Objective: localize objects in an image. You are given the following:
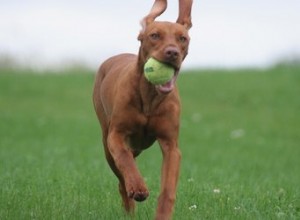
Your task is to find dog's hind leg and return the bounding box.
[98,132,135,213]
[101,142,135,213]
[119,179,135,213]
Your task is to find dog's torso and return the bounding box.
[94,53,180,155]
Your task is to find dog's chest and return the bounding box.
[126,120,157,151]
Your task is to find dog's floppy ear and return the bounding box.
[140,0,167,31]
[176,0,193,29]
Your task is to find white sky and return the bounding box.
[0,0,300,69]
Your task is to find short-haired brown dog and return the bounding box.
[93,0,193,219]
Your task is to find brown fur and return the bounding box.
[93,0,192,219]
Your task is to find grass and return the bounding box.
[0,66,299,219]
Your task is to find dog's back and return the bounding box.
[93,53,138,125]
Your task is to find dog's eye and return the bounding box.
[179,36,187,43]
[150,33,160,40]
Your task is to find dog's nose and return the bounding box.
[164,46,179,60]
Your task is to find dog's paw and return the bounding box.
[126,180,149,202]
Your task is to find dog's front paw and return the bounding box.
[126,179,149,202]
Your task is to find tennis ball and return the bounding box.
[144,58,174,85]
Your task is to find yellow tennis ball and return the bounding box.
[144,58,174,85]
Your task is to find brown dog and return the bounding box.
[93,0,192,219]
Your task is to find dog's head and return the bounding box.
[138,0,193,93]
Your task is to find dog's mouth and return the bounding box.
[155,69,179,94]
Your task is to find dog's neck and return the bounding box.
[135,61,168,116]
[139,77,168,116]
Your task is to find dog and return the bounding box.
[93,0,192,219]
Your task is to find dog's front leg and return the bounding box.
[107,129,149,202]
[155,138,181,220]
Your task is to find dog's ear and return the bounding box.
[137,32,144,41]
[176,0,193,30]
[140,0,167,31]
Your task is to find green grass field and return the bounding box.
[0,66,299,219]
